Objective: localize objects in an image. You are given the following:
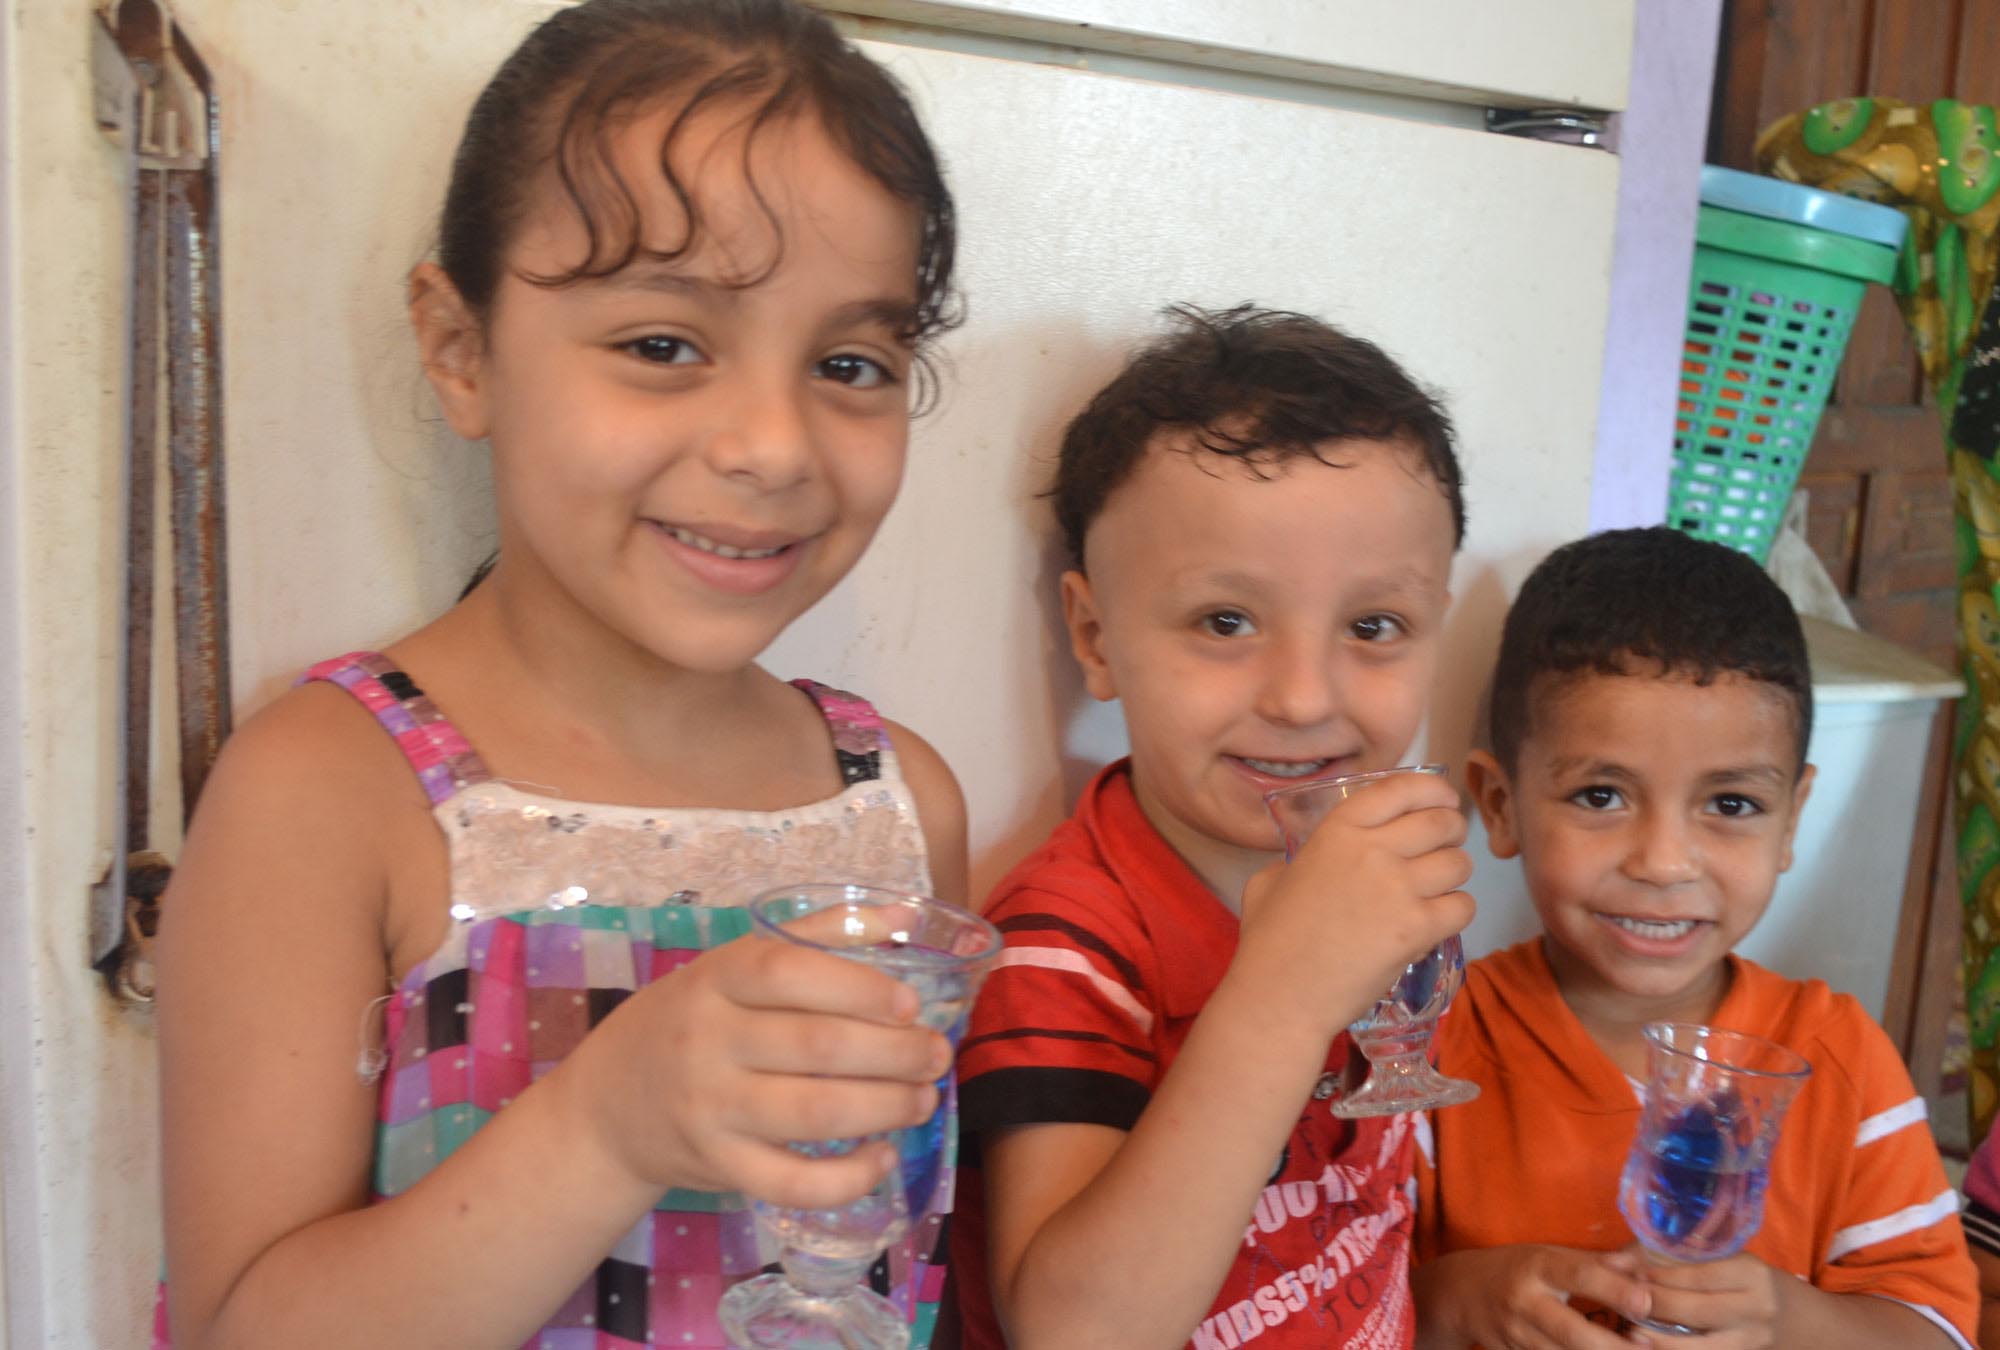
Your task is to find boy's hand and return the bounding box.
[1636,1251,1783,1347]
[563,932,951,1209]
[1416,1245,1651,1349]
[1235,769,1474,1036]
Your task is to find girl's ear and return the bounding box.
[1464,749,1522,859]
[1059,570,1118,702]
[408,262,491,441]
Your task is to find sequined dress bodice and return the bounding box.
[234,653,943,1350]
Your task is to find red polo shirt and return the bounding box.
[952,762,1418,1350]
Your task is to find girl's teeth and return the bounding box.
[668,526,785,560]
[1608,916,1698,941]
[1242,757,1331,778]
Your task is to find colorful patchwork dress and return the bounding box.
[154,651,951,1350]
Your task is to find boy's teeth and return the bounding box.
[1608,916,1699,941]
[667,526,785,560]
[1242,757,1331,778]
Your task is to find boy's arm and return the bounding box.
[983,774,1472,1348]
[984,971,1359,1348]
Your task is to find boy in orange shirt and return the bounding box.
[1413,526,1978,1348]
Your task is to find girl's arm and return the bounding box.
[885,720,969,906]
[160,688,945,1350]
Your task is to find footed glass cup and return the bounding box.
[1262,764,1479,1117]
[718,883,1002,1350]
[1617,1022,1810,1336]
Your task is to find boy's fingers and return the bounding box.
[1312,770,1460,827]
[1547,1254,1651,1325]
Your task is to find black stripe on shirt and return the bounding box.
[1965,1197,2000,1257]
[961,1025,1158,1065]
[996,912,1146,989]
[961,1065,1151,1137]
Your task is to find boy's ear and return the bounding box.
[1777,763,1816,872]
[1059,570,1119,702]
[1464,749,1521,859]
[408,262,491,441]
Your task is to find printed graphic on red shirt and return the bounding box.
[1193,1109,1416,1349]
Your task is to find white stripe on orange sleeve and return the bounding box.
[993,946,1155,1035]
[1826,1189,1960,1262]
[1854,1096,1928,1147]
[1878,1296,1976,1350]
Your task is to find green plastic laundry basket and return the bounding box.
[1668,167,1908,562]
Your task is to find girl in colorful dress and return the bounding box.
[155,2,966,1345]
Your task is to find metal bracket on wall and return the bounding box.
[1485,106,1614,149]
[87,0,231,1005]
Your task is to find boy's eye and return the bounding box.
[623,335,703,366]
[816,353,897,389]
[1200,610,1256,638]
[1571,785,1624,811]
[1350,614,1406,642]
[1709,793,1765,818]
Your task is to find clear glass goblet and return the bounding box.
[1616,1022,1810,1336]
[718,883,1002,1350]
[1262,764,1480,1117]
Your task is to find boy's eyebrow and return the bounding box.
[1543,757,1793,789]
[1698,763,1793,789]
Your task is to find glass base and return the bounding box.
[1330,1052,1481,1118]
[718,1273,910,1350]
[1629,1313,1700,1337]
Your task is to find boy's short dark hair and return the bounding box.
[1489,526,1814,771]
[1050,303,1466,567]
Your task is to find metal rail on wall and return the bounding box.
[87,0,231,1005]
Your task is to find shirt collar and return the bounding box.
[1075,760,1241,1019]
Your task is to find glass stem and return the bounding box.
[781,1247,874,1298]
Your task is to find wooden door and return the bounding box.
[1707,0,1999,1150]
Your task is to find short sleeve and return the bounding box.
[957,874,1158,1137]
[1815,1008,1979,1346]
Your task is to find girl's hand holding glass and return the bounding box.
[718,884,1001,1350]
[569,901,956,1213]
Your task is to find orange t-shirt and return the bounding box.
[1415,939,1978,1347]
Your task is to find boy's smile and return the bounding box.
[1061,435,1455,905]
[1469,669,1814,1031]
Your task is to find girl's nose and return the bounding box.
[1256,640,1340,729]
[703,380,814,491]
[1623,810,1702,887]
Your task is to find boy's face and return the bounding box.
[1062,435,1455,898]
[1468,670,1813,1017]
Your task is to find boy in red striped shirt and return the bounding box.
[951,305,1475,1349]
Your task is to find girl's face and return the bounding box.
[429,98,922,675]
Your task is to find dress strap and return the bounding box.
[302,651,493,805]
[790,679,898,787]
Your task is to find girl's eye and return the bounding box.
[1710,793,1765,819]
[1350,614,1406,643]
[1571,785,1624,811]
[816,353,896,389]
[1200,610,1256,638]
[623,335,703,366]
